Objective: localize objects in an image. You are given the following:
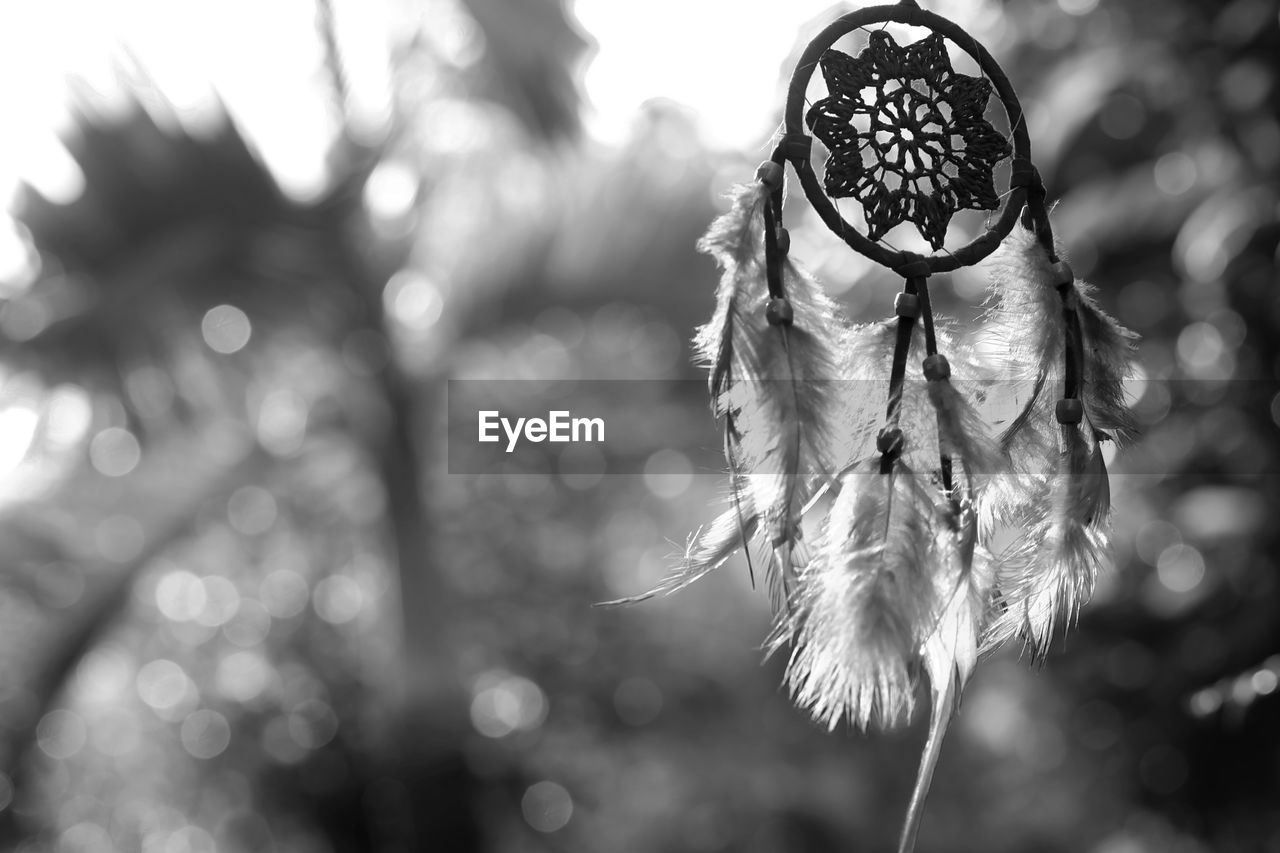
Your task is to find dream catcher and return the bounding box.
[609,3,1137,851]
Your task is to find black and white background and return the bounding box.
[0,1,1277,851]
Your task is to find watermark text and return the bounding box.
[478,410,605,453]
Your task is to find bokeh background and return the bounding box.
[0,0,1278,851]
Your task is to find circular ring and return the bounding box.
[782,3,1031,276]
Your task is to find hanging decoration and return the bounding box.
[607,2,1137,851]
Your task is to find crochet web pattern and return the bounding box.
[806,30,1011,250]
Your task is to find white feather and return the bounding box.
[783,461,936,730]
[694,181,847,617]
[984,424,1112,656]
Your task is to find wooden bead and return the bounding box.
[877,427,904,456]
[1055,398,1084,424]
[1050,260,1074,287]
[755,161,784,191]
[766,297,793,326]
[923,354,951,381]
[894,293,920,318]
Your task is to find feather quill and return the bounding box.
[783,460,936,730]
[897,506,994,853]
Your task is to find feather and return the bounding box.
[925,376,1005,481]
[596,492,760,607]
[695,181,772,404]
[922,507,994,708]
[901,507,994,853]
[969,224,1065,435]
[1073,282,1139,441]
[832,319,946,478]
[689,179,781,598]
[828,319,901,481]
[693,181,846,616]
[969,224,1136,535]
[965,221,1130,656]
[782,460,936,730]
[983,423,1111,657]
[966,226,1062,532]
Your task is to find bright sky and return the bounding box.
[0,0,881,209]
[0,0,394,208]
[573,0,850,149]
[0,0,996,207]
[574,0,1009,148]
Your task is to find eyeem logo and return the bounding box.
[478,410,605,453]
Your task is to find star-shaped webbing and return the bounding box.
[806,30,1011,250]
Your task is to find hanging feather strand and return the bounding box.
[984,420,1111,657]
[743,256,847,611]
[782,459,936,729]
[968,225,1065,530]
[925,366,1006,482]
[832,318,944,477]
[974,224,1135,657]
[901,507,994,853]
[1074,281,1139,441]
[695,176,846,614]
[607,175,845,614]
[972,224,1136,522]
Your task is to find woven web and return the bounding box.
[806,30,1011,250]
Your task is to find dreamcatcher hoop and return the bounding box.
[772,2,1049,276]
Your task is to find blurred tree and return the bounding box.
[0,0,588,849]
[1033,0,1280,846]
